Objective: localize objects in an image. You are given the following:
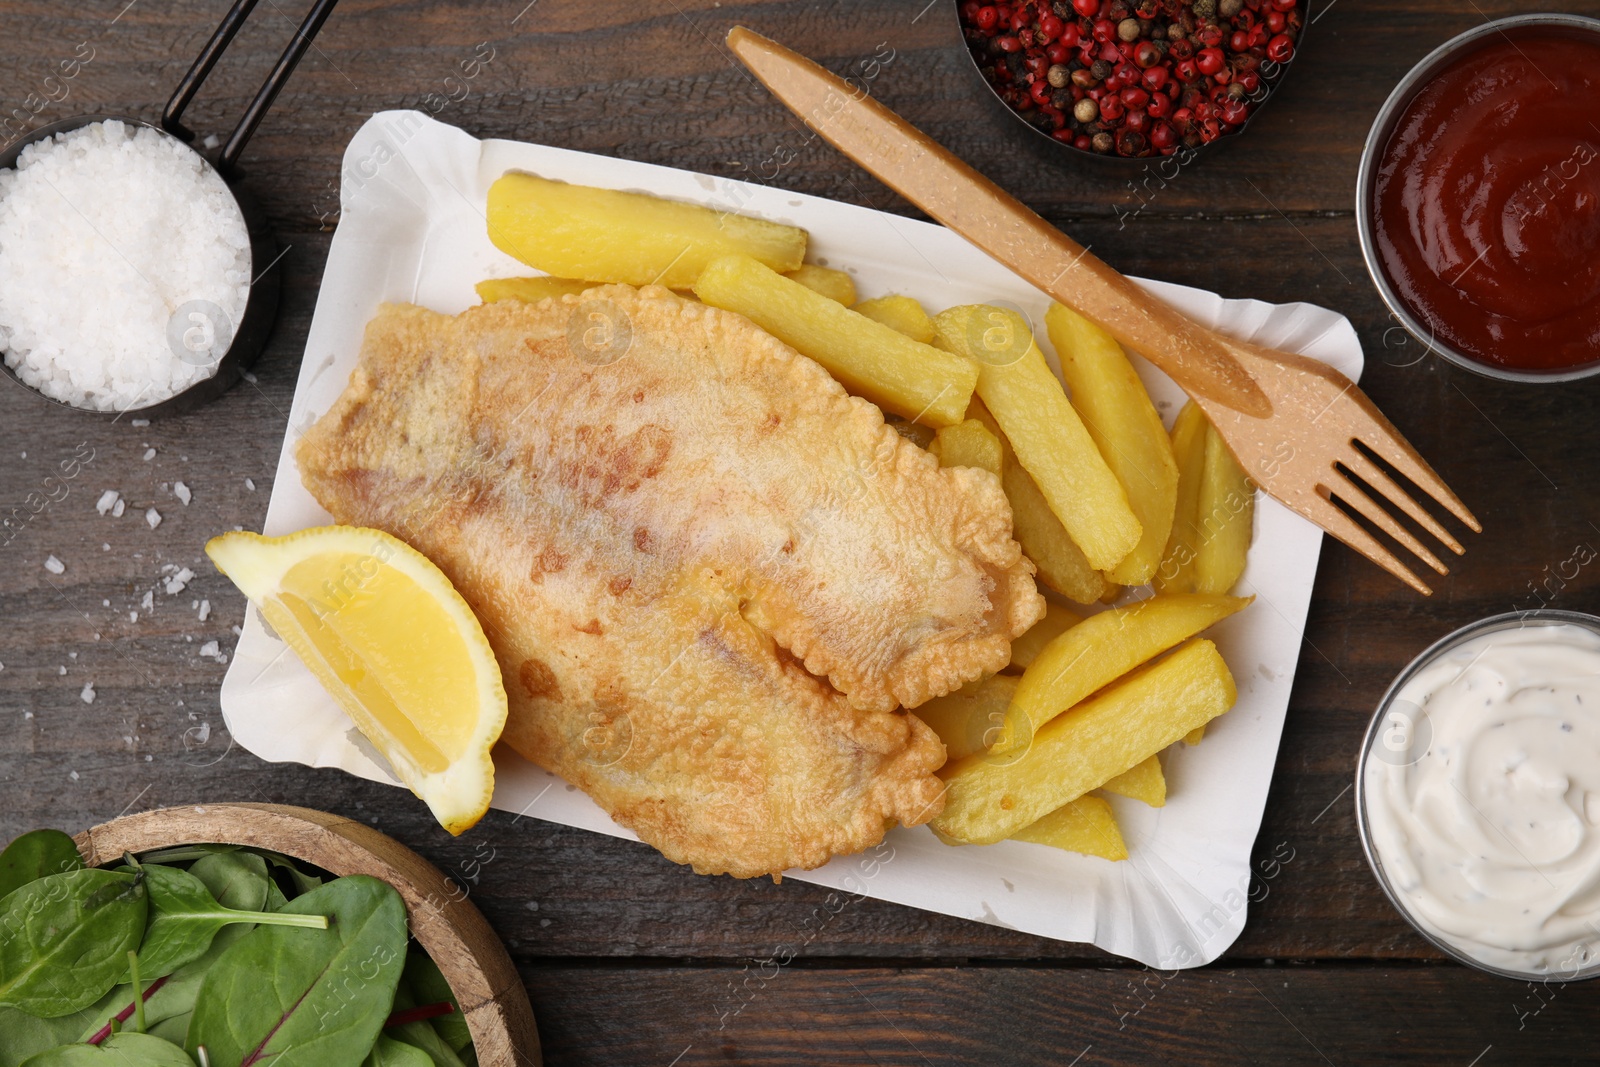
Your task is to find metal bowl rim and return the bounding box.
[1355,607,1600,982]
[1353,12,1600,384]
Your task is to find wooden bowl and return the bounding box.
[73,802,541,1065]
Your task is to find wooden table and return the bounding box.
[3,1,1596,1062]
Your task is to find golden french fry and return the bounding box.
[932,306,1140,571]
[1183,725,1206,746]
[695,255,977,427]
[1195,423,1256,594]
[1046,303,1179,586]
[853,294,936,343]
[785,264,857,305]
[476,276,594,304]
[968,400,1108,605]
[929,419,1002,475]
[913,674,1020,762]
[1099,754,1166,807]
[1155,401,1209,594]
[487,173,806,289]
[1007,601,1081,672]
[932,639,1237,844]
[998,592,1250,750]
[1010,795,1127,860]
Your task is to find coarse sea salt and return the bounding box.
[95,489,120,515]
[43,554,64,574]
[0,121,251,411]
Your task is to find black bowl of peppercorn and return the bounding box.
[954,0,1306,163]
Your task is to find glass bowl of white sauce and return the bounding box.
[1358,610,1600,981]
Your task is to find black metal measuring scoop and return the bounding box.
[0,0,338,418]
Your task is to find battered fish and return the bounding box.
[297,286,1042,876]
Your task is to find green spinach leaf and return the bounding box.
[187,853,269,913]
[0,1005,98,1067]
[187,875,407,1067]
[362,1036,433,1067]
[0,869,146,1018]
[0,831,84,902]
[259,852,324,898]
[133,844,239,866]
[126,864,327,980]
[402,949,470,1053]
[19,1032,194,1066]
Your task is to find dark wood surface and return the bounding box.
[3,1,1598,1062]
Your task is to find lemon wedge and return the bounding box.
[206,526,508,835]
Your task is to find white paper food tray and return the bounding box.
[220,111,1361,968]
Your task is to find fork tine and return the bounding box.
[1351,413,1481,533]
[1326,469,1448,576]
[1340,449,1464,556]
[1307,491,1433,595]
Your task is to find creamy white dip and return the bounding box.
[1363,621,1600,977]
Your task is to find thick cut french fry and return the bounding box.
[933,639,1237,844]
[785,264,857,305]
[1195,423,1256,594]
[930,419,1002,475]
[1155,402,1209,594]
[1010,795,1127,860]
[913,674,1020,762]
[476,276,594,304]
[853,294,936,343]
[1007,601,1081,672]
[694,255,977,427]
[996,592,1250,751]
[1099,754,1166,807]
[969,400,1107,605]
[932,306,1140,571]
[1183,725,1206,746]
[487,173,806,289]
[1046,303,1179,586]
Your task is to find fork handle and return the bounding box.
[727,27,1272,419]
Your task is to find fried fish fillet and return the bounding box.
[297,286,1042,876]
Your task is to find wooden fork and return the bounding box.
[727,27,1479,595]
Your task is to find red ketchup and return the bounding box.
[1373,30,1600,373]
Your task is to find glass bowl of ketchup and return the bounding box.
[1357,14,1600,382]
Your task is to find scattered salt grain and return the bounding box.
[57,665,65,675]
[95,490,120,515]
[163,567,194,595]
[143,448,157,462]
[101,543,109,551]
[140,590,153,611]
[68,770,79,781]
[128,611,138,623]
[198,599,211,622]
[199,640,227,664]
[112,499,125,517]
[174,481,191,505]
[43,554,64,574]
[244,478,255,491]
[102,599,109,607]
[146,508,161,529]
[130,418,150,427]
[0,121,250,411]
[241,371,257,384]
[80,682,94,704]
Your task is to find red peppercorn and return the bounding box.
[1141,63,1169,90]
[1072,0,1098,16]
[1175,57,1199,81]
[1198,24,1224,46]
[997,34,1022,52]
[1040,13,1065,38]
[1046,42,1071,63]
[1053,128,1075,142]
[1266,33,1293,62]
[1150,120,1176,149]
[1135,40,1162,67]
[1269,0,1295,9]
[1125,107,1149,132]
[1237,70,1260,92]
[1220,98,1249,125]
[1265,9,1285,32]
[1147,90,1171,116]
[1074,133,1093,150]
[975,3,999,28]
[1229,30,1250,51]
[1120,85,1150,108]
[961,0,982,19]
[1099,94,1125,120]
[1060,22,1082,46]
[1168,38,1193,60]
[1030,79,1052,103]
[1200,117,1221,142]
[1196,47,1225,75]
